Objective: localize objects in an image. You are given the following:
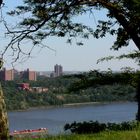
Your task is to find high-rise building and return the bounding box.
[21,68,37,81]
[54,64,63,77]
[0,68,14,81]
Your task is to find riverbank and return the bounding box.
[63,102,102,106]
[8,101,134,112]
[12,130,140,140]
[29,101,105,110]
[63,101,132,107]
[7,101,103,112]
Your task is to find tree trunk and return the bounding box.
[136,74,140,121]
[0,83,9,140]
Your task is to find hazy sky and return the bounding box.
[0,0,139,71]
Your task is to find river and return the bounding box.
[8,102,137,134]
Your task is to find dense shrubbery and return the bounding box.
[64,121,139,134]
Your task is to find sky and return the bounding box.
[0,0,139,72]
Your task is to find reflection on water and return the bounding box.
[8,102,137,134]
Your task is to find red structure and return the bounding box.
[17,83,30,90]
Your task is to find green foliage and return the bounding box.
[64,121,139,134]
[68,70,137,92]
[1,72,136,110]
[97,51,140,65]
[6,0,140,62]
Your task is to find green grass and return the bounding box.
[13,130,140,140]
[46,131,140,140]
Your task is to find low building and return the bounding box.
[30,87,48,93]
[17,83,48,93]
[17,83,30,90]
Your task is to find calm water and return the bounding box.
[8,102,137,134]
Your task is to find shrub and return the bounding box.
[64,121,139,134]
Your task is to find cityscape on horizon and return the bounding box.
[1,62,138,82]
[0,64,74,81]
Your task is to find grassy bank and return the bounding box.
[12,130,140,140]
[43,131,140,140]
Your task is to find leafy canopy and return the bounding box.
[4,0,140,62]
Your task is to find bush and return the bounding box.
[64,121,139,134]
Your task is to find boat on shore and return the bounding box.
[10,128,48,138]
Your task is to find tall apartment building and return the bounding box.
[54,64,63,77]
[21,68,37,81]
[0,68,14,81]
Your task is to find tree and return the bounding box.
[1,1,9,139]
[0,2,139,138]
[0,59,9,140]
[0,84,9,140]
[6,0,140,54]
[0,0,3,6]
[4,0,140,120]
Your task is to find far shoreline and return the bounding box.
[8,101,135,112]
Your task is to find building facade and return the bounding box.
[54,64,63,77]
[21,68,37,81]
[0,68,14,81]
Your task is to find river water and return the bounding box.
[8,102,137,134]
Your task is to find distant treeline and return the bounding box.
[1,72,136,110]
